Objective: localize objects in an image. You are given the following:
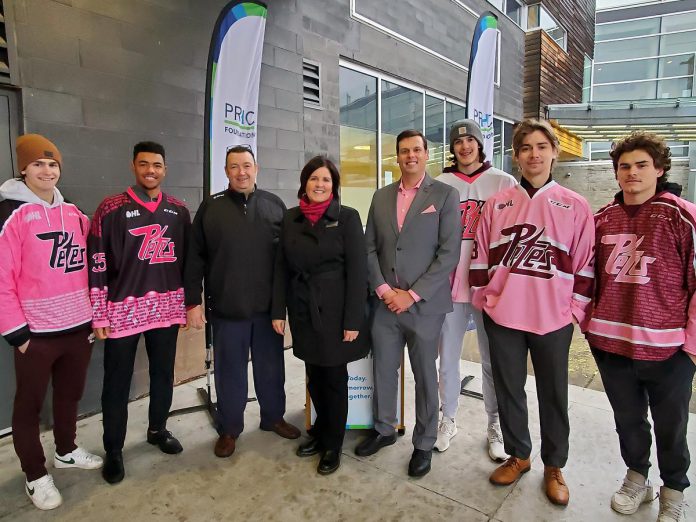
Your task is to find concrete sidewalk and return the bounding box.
[1,352,694,522]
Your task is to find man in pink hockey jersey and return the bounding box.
[588,132,695,522]
[470,119,594,506]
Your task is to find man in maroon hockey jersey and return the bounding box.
[587,132,695,522]
[88,141,191,484]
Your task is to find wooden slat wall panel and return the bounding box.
[522,0,595,120]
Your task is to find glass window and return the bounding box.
[661,12,696,34]
[596,0,654,9]
[593,81,657,101]
[487,0,522,25]
[339,67,378,222]
[657,77,693,99]
[528,4,567,50]
[593,58,658,84]
[381,80,423,187]
[445,101,467,133]
[425,95,445,178]
[589,141,612,161]
[582,55,592,103]
[503,121,514,175]
[659,31,696,56]
[595,36,659,62]
[667,141,688,158]
[658,55,695,80]
[595,18,660,42]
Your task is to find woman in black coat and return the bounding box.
[272,156,369,475]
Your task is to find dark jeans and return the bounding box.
[13,328,93,481]
[484,313,573,468]
[102,325,179,454]
[593,347,695,491]
[307,363,348,450]
[211,313,286,437]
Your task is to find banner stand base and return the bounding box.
[460,376,484,400]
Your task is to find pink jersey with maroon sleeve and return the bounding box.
[469,182,595,335]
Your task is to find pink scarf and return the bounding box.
[299,193,333,225]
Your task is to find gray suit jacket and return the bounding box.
[365,174,461,315]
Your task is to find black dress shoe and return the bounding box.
[146,429,183,454]
[296,438,322,457]
[317,449,341,475]
[102,452,125,484]
[354,430,397,457]
[408,449,432,477]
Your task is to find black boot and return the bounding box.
[102,452,125,484]
[296,438,323,457]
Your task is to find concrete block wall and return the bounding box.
[554,161,691,211]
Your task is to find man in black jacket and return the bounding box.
[185,145,300,458]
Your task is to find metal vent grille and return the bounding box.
[0,2,9,83]
[303,59,321,108]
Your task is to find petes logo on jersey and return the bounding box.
[36,231,86,273]
[126,210,141,218]
[499,223,554,279]
[460,199,484,240]
[602,233,655,284]
[129,224,177,264]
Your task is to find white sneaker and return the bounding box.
[25,474,62,510]
[54,447,103,470]
[658,486,686,522]
[487,423,508,462]
[611,470,654,514]
[434,417,458,452]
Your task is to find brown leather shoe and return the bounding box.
[261,419,301,439]
[489,456,531,485]
[214,434,236,458]
[544,466,570,506]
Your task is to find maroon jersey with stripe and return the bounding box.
[587,191,696,360]
[88,188,191,338]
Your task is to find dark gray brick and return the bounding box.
[24,89,83,125]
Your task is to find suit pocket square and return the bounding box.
[421,205,437,214]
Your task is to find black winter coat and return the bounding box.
[272,199,370,366]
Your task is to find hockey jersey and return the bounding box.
[88,187,191,338]
[438,163,517,303]
[587,191,696,360]
[469,181,595,335]
[0,179,92,347]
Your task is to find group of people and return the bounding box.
[0,117,693,522]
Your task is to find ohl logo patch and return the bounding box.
[129,224,177,264]
[36,231,86,273]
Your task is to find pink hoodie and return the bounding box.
[0,179,92,347]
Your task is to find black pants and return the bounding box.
[211,314,286,437]
[307,363,348,450]
[593,348,695,491]
[484,314,573,468]
[102,325,179,453]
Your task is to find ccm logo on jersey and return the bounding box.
[548,199,571,209]
[163,208,178,215]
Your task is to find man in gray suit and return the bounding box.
[355,129,461,477]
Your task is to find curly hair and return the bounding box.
[610,132,671,183]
